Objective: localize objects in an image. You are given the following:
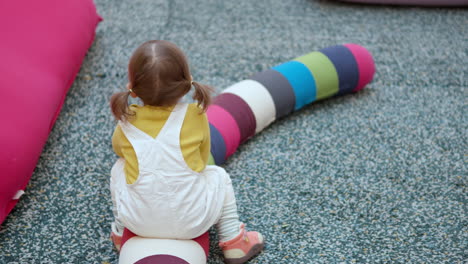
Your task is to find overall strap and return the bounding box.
[118,121,154,141]
[158,103,188,147]
[118,120,154,162]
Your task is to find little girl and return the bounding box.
[109,40,264,263]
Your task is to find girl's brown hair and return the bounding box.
[110,40,212,121]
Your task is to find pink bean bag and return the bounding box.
[0,0,101,225]
[338,0,468,6]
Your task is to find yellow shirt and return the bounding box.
[112,103,211,184]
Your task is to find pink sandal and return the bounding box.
[219,224,265,264]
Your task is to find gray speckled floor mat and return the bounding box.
[0,0,466,263]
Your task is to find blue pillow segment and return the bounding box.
[272,61,316,110]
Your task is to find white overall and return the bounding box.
[110,103,228,239]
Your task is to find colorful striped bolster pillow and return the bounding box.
[207,44,375,164]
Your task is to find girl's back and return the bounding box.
[112,103,210,184]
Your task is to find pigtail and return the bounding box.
[110,91,133,121]
[191,81,213,113]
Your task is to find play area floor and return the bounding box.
[0,0,466,263]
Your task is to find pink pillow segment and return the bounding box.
[207,105,241,159]
[344,44,376,92]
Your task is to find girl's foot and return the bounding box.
[219,224,264,264]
